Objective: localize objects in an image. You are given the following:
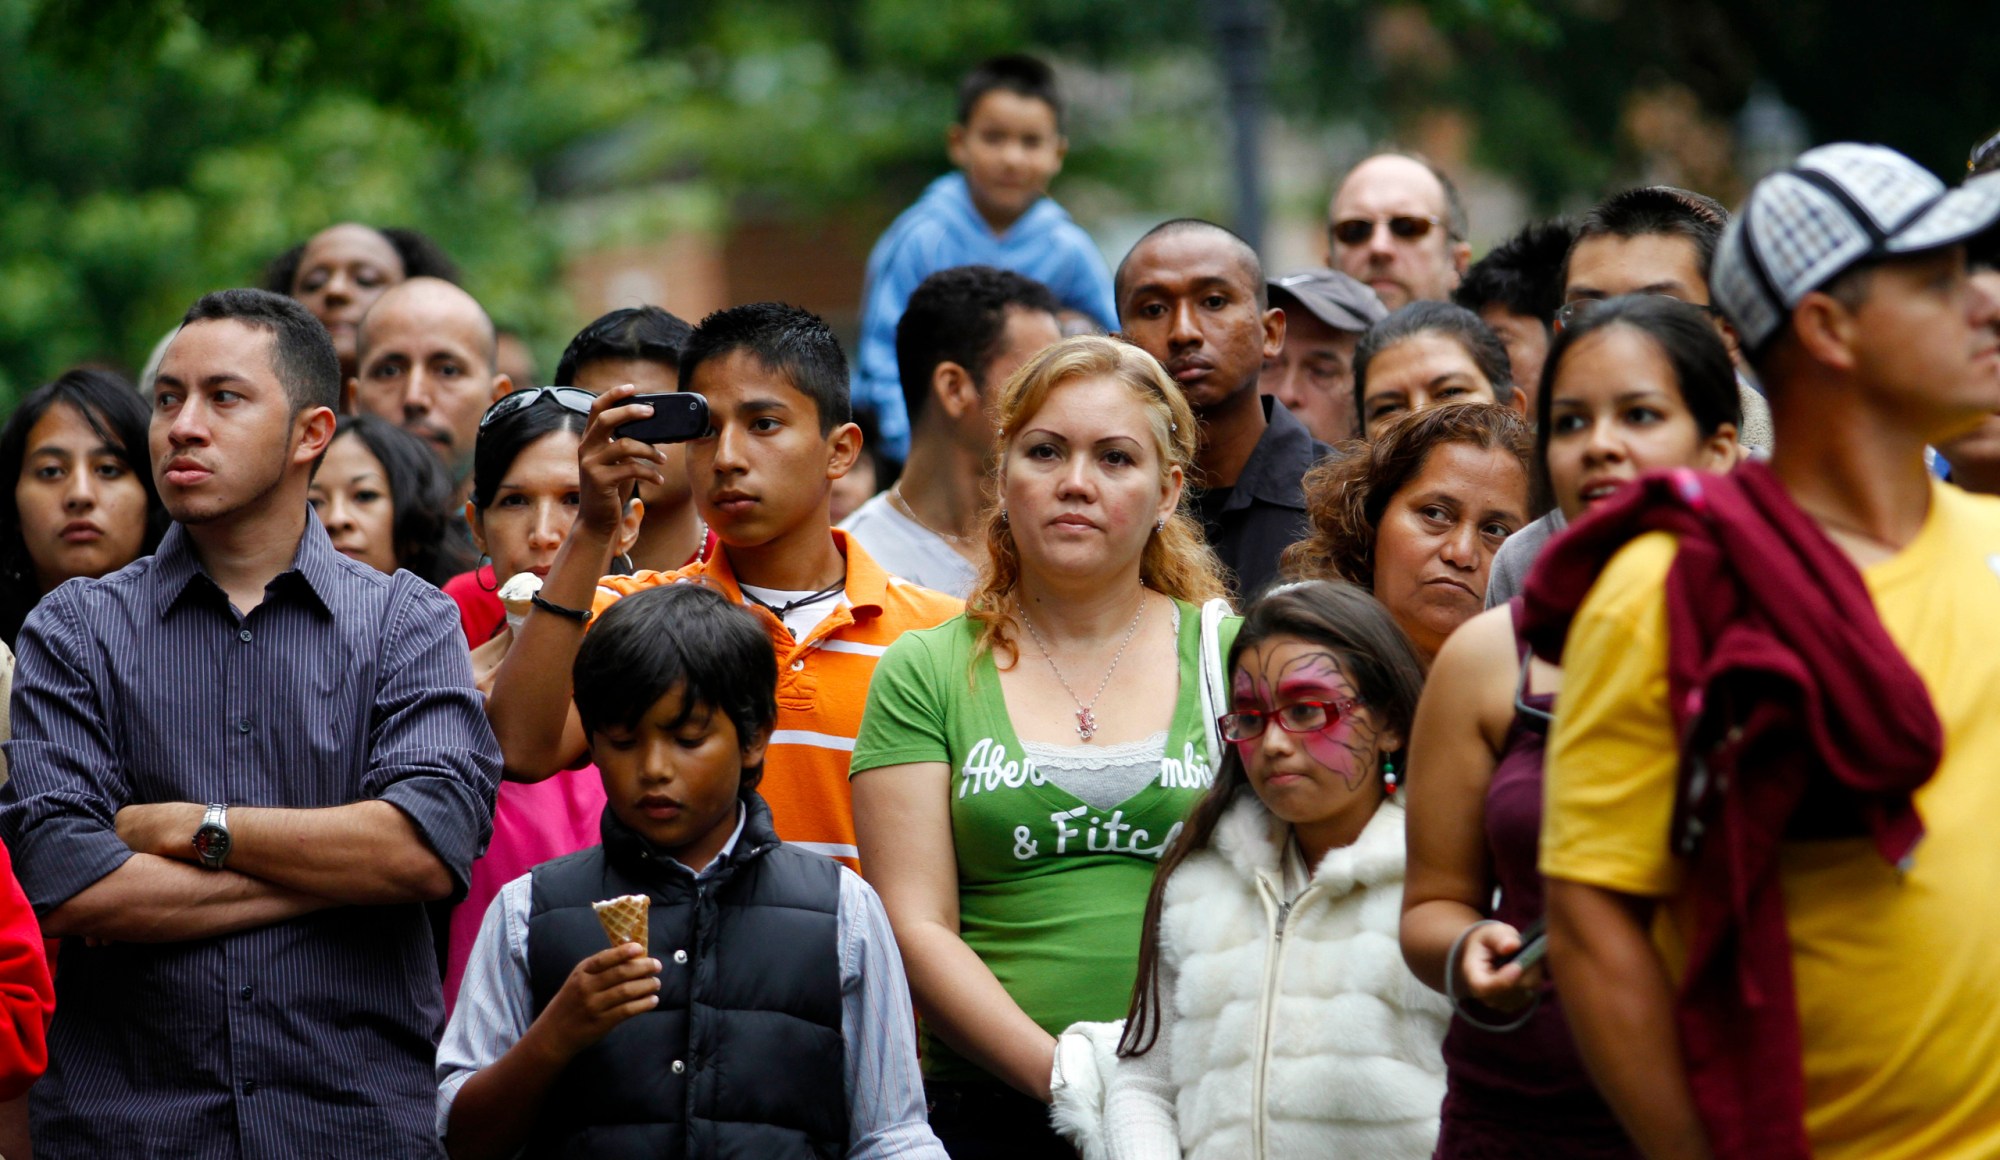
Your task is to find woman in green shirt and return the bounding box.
[852,335,1235,1159]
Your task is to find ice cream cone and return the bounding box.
[592,893,649,949]
[498,572,544,633]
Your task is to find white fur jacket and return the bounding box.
[1052,793,1449,1160]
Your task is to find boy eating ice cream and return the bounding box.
[436,584,943,1159]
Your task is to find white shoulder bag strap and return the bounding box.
[1197,597,1233,770]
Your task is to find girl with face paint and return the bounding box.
[1080,580,1450,1160]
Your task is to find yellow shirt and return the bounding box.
[1542,481,2000,1160]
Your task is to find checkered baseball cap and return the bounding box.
[1712,143,2000,353]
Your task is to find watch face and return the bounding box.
[193,825,230,865]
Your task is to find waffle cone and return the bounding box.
[592,894,649,949]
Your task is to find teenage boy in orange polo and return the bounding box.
[488,304,960,869]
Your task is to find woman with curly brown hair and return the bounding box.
[1284,403,1533,664]
[850,334,1235,1159]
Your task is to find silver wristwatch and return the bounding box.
[192,803,231,870]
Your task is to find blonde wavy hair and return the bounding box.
[966,335,1230,667]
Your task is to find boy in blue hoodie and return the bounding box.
[854,54,1117,460]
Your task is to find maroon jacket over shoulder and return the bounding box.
[1518,462,1943,1160]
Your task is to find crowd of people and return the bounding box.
[0,50,1990,1160]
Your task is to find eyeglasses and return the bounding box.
[1553,295,1725,333]
[1330,215,1447,247]
[479,386,596,430]
[1217,698,1363,744]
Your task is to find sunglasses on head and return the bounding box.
[1217,697,1363,744]
[1970,129,2000,175]
[1330,215,1446,247]
[479,386,596,430]
[1553,295,1724,333]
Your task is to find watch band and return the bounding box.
[193,802,231,870]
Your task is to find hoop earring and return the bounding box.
[475,554,498,592]
[1381,754,1399,796]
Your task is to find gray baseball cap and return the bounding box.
[1713,143,2000,352]
[1268,268,1389,334]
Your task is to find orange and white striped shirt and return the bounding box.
[591,530,962,870]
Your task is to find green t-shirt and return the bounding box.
[851,599,1239,1084]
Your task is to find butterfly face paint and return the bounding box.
[1227,634,1389,830]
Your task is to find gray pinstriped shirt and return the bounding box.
[0,514,500,1158]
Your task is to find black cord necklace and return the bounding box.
[741,577,846,633]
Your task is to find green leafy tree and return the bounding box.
[5,0,1990,404]
[0,0,671,399]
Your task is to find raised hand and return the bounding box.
[575,383,671,539]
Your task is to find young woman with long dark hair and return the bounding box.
[310,414,473,585]
[1400,295,1740,1158]
[0,369,167,647]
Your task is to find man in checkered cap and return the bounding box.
[1530,144,2000,1160]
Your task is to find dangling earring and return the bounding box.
[475,554,498,592]
[1381,754,1400,796]
[1000,508,1010,527]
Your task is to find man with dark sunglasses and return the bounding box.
[1326,153,1472,311]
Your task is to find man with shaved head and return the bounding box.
[1117,218,1327,598]
[1328,152,1473,311]
[351,277,512,487]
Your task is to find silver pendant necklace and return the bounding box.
[1019,595,1146,742]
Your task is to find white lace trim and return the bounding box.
[1020,729,1169,772]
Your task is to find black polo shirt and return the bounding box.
[1193,396,1334,600]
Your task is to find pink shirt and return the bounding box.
[443,769,607,1013]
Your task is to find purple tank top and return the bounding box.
[1433,601,1639,1159]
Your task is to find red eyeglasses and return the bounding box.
[1217,697,1363,743]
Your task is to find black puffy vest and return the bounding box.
[524,794,847,1159]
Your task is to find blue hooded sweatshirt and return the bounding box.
[853,173,1118,459]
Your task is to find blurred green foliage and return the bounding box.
[3,0,1994,403]
[0,0,674,399]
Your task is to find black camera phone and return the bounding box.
[1494,917,1548,972]
[614,393,710,444]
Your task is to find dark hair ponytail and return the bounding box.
[1117,580,1426,1057]
[1531,294,1740,501]
[329,414,471,585]
[1353,300,1514,435]
[469,394,590,511]
[0,368,168,645]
